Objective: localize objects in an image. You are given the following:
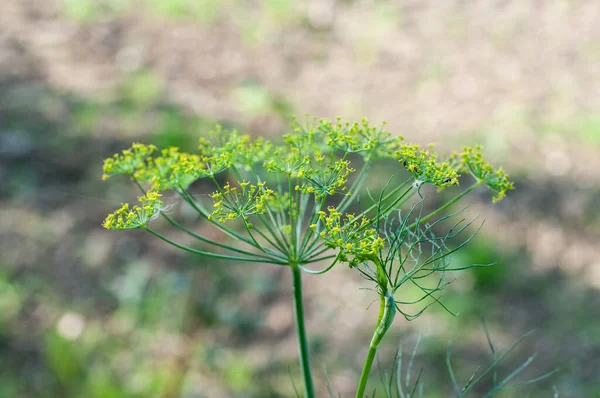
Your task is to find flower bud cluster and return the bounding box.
[397,144,459,187]
[295,158,354,199]
[263,147,310,178]
[323,117,404,158]
[142,147,200,191]
[102,192,162,230]
[141,149,232,191]
[199,125,271,171]
[311,207,385,267]
[286,118,332,155]
[102,143,157,180]
[457,146,514,202]
[208,181,274,224]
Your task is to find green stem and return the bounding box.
[350,177,414,230]
[297,198,325,259]
[145,227,287,265]
[257,213,291,256]
[356,345,378,397]
[291,264,315,398]
[355,289,396,398]
[354,184,415,235]
[289,177,298,257]
[160,211,278,261]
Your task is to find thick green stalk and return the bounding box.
[291,264,315,398]
[356,289,396,398]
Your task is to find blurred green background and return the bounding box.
[1,0,600,397]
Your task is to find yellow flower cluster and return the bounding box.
[102,192,163,230]
[295,158,354,199]
[198,125,244,156]
[397,144,459,187]
[198,125,270,171]
[285,117,332,155]
[140,148,232,192]
[208,181,274,223]
[102,141,234,193]
[459,146,514,202]
[143,147,201,191]
[263,147,311,178]
[323,117,404,159]
[311,207,385,267]
[102,143,157,180]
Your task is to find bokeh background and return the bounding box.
[2,0,600,397]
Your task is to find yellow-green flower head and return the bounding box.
[141,147,199,191]
[197,152,233,178]
[208,181,274,223]
[286,117,332,155]
[199,125,244,155]
[296,157,354,199]
[396,144,459,187]
[263,146,311,178]
[144,148,233,192]
[102,192,163,230]
[102,143,157,180]
[234,137,274,171]
[459,146,514,203]
[199,125,266,171]
[265,118,384,178]
[321,118,404,159]
[314,207,384,267]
